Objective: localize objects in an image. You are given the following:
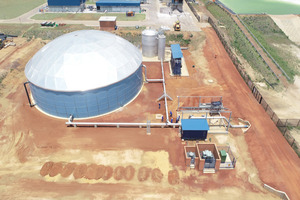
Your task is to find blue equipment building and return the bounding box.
[96,0,141,12]
[48,0,86,12]
[170,44,183,76]
[181,119,210,140]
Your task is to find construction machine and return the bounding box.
[173,20,181,31]
[0,33,17,50]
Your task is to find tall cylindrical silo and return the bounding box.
[142,29,158,57]
[158,34,166,61]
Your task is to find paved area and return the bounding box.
[0,0,201,31]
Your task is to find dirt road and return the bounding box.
[202,27,300,199]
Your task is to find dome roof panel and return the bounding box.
[25,30,142,92]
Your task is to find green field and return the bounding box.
[0,0,46,19]
[0,23,96,40]
[85,0,97,5]
[206,2,278,85]
[31,13,145,21]
[241,15,299,81]
[220,0,300,14]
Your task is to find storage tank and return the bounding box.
[158,34,166,61]
[142,29,158,57]
[25,30,143,118]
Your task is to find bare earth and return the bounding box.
[270,15,300,45]
[1,27,300,199]
[257,75,300,119]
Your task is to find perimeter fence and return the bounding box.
[207,15,300,157]
[185,1,300,157]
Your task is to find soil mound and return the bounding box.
[151,168,163,183]
[168,169,179,185]
[73,164,87,179]
[95,165,106,180]
[124,165,135,181]
[113,166,125,181]
[40,161,54,177]
[85,164,98,180]
[49,162,63,177]
[61,163,76,178]
[137,167,151,182]
[102,166,113,180]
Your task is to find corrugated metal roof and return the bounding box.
[171,44,183,59]
[25,30,142,92]
[181,119,209,131]
[48,0,84,6]
[96,0,140,6]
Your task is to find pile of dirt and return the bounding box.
[85,164,98,180]
[61,163,76,178]
[168,169,180,185]
[40,162,166,183]
[49,162,63,177]
[95,165,106,180]
[102,166,113,180]
[151,168,163,183]
[137,167,151,182]
[40,161,54,177]
[113,166,125,181]
[124,165,135,181]
[73,164,87,179]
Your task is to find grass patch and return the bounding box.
[241,15,299,82]
[31,13,145,21]
[0,23,98,40]
[0,73,8,85]
[0,0,46,19]
[166,33,191,46]
[206,2,278,85]
[23,24,97,40]
[85,0,97,5]
[0,24,34,36]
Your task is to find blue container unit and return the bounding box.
[170,44,183,76]
[181,119,210,140]
[25,30,143,119]
[29,67,143,118]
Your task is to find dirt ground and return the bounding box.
[257,75,300,118]
[0,28,299,200]
[269,15,300,46]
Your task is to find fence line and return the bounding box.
[207,16,300,157]
[185,0,201,22]
[235,15,291,80]
[214,1,290,80]
[213,2,280,80]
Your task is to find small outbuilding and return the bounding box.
[181,119,209,140]
[96,0,141,12]
[48,0,86,12]
[99,16,117,31]
[170,44,183,75]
